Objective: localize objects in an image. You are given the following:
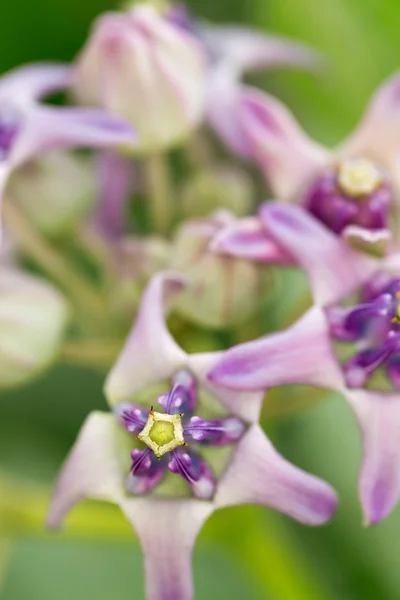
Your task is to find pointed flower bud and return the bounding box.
[180,164,254,219]
[73,4,206,153]
[8,151,96,238]
[170,211,266,329]
[0,268,68,388]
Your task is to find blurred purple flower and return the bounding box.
[224,74,400,255]
[0,62,135,243]
[47,271,337,600]
[209,203,400,525]
[167,3,324,156]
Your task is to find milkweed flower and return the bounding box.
[209,203,400,525]
[218,72,400,256]
[47,271,337,600]
[0,62,135,243]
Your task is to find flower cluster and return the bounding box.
[2,1,400,599]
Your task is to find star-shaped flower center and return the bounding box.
[138,408,185,458]
[337,158,382,197]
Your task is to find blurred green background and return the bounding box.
[1,0,400,599]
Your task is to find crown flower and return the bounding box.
[47,272,337,600]
[210,203,400,525]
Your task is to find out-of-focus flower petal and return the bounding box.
[215,423,337,525]
[342,225,392,258]
[94,150,134,241]
[210,215,294,264]
[46,411,127,529]
[345,389,400,525]
[200,24,323,74]
[0,267,68,389]
[209,307,344,392]
[239,87,329,198]
[204,26,323,157]
[0,63,70,104]
[340,71,400,168]
[259,202,377,305]
[105,272,187,405]
[120,497,213,600]
[10,106,136,167]
[188,351,264,422]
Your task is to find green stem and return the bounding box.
[3,200,109,327]
[60,340,121,370]
[144,153,173,234]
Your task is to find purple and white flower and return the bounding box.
[209,203,400,525]
[215,72,400,256]
[0,62,135,243]
[47,271,337,600]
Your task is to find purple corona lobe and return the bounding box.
[328,277,400,388]
[115,369,245,499]
[305,160,392,235]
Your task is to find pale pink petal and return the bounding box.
[215,423,337,525]
[206,68,252,156]
[121,498,213,600]
[209,307,344,392]
[239,87,329,199]
[340,71,400,166]
[187,351,264,422]
[105,272,188,405]
[200,24,323,74]
[10,106,136,168]
[345,389,400,524]
[46,411,126,529]
[259,202,378,305]
[0,63,70,104]
[209,215,294,264]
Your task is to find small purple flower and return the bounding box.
[209,203,400,525]
[216,73,400,256]
[0,62,135,243]
[47,271,337,600]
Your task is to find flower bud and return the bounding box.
[8,151,96,239]
[73,4,206,153]
[0,269,68,388]
[170,211,264,329]
[181,164,254,219]
[110,235,171,318]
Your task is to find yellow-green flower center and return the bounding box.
[138,409,185,458]
[149,420,175,446]
[337,158,382,197]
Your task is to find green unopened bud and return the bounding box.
[110,236,172,318]
[181,165,254,219]
[170,210,264,329]
[9,151,96,239]
[0,268,68,389]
